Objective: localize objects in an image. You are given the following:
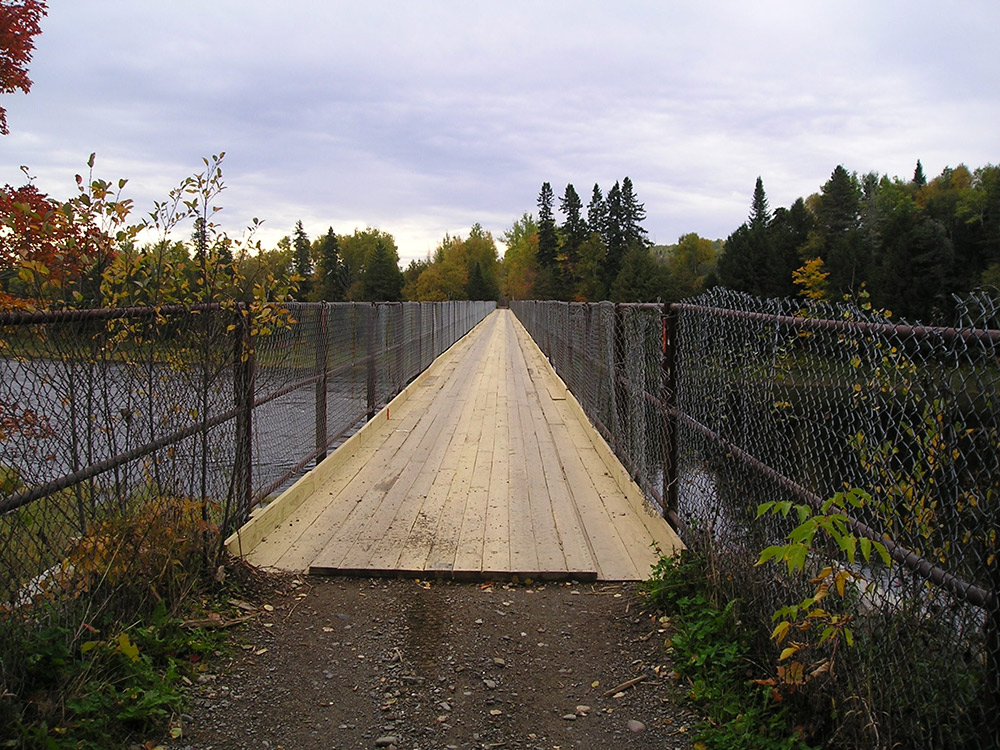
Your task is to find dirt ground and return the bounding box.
[163,571,702,750]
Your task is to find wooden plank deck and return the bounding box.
[225,309,682,581]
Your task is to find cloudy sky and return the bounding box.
[1,1,997,265]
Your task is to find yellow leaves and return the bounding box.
[792,256,830,301]
[117,632,141,662]
[771,621,791,643]
[779,645,800,662]
[834,569,852,597]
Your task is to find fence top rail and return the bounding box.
[0,303,232,326]
[515,298,1000,345]
[0,299,496,326]
[670,302,1000,347]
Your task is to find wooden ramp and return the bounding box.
[226,309,682,581]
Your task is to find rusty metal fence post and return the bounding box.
[232,304,255,521]
[366,303,377,420]
[315,304,329,464]
[662,303,679,525]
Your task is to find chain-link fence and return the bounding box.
[512,290,999,750]
[0,300,493,704]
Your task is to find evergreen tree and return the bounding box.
[749,176,771,229]
[361,237,403,301]
[716,178,773,296]
[536,182,558,267]
[602,181,627,291]
[609,246,675,302]
[767,198,814,297]
[716,223,761,295]
[913,159,927,187]
[587,183,607,239]
[559,183,587,264]
[620,177,650,249]
[466,260,497,300]
[292,220,312,300]
[819,166,865,296]
[191,217,208,263]
[317,227,346,301]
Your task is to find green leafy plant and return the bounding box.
[755,489,891,696]
[642,551,816,749]
[3,594,234,748]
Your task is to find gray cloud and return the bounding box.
[1,1,997,265]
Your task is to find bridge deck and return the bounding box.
[227,309,682,581]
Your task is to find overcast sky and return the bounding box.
[1,1,997,265]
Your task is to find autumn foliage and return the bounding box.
[0,0,46,135]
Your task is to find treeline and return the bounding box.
[716,162,1000,321]
[501,178,677,303]
[4,156,997,323]
[499,161,1000,323]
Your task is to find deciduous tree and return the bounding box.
[0,0,46,135]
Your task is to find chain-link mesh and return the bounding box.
[0,300,493,704]
[512,291,999,750]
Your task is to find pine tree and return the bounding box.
[559,183,587,262]
[317,227,346,301]
[191,217,208,263]
[466,260,496,300]
[361,237,403,301]
[620,177,649,249]
[749,176,771,230]
[767,198,814,297]
[819,166,865,296]
[536,182,558,267]
[587,183,607,239]
[602,181,627,290]
[292,220,312,300]
[913,159,927,187]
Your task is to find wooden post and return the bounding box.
[315,304,329,464]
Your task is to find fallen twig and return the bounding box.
[602,673,648,697]
[181,614,255,630]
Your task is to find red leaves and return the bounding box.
[0,182,84,304]
[0,0,48,134]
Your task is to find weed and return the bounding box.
[641,551,816,750]
[2,596,232,749]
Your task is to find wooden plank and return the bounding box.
[481,325,511,574]
[548,413,645,580]
[402,314,499,574]
[311,315,497,572]
[451,318,500,573]
[502,320,540,574]
[507,326,572,575]
[245,397,425,570]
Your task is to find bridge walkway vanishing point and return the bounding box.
[226,309,683,581]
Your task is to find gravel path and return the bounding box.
[165,574,701,750]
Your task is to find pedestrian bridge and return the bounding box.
[225,309,682,581]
